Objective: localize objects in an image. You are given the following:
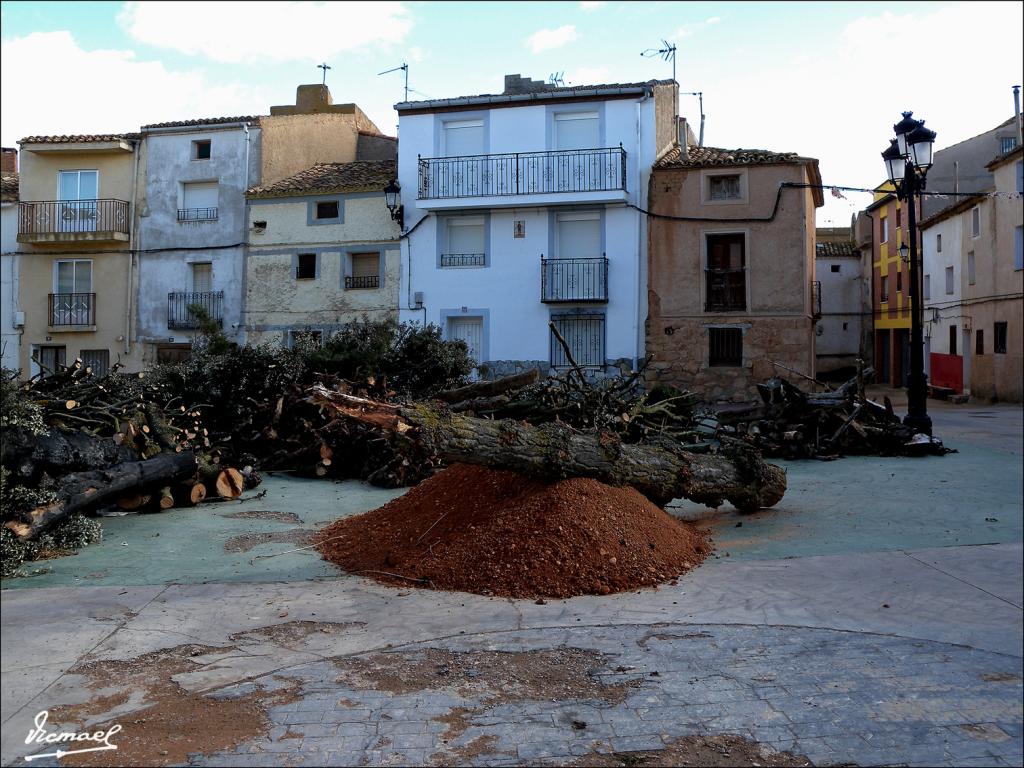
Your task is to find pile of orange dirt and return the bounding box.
[316,463,711,598]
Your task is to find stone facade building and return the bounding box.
[815,231,867,376]
[645,146,822,401]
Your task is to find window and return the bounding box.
[192,140,211,160]
[971,206,980,237]
[1017,161,1023,194]
[80,349,110,376]
[1015,226,1023,271]
[881,276,889,302]
[709,327,743,367]
[976,329,984,356]
[157,344,192,364]
[936,233,942,253]
[289,330,322,349]
[945,266,954,295]
[53,259,93,325]
[180,181,218,221]
[949,325,957,356]
[896,207,901,228]
[296,253,317,280]
[708,174,742,201]
[830,264,841,273]
[881,217,889,242]
[192,262,212,293]
[550,313,605,368]
[442,217,486,267]
[967,251,976,285]
[554,112,599,150]
[923,274,930,300]
[443,119,484,156]
[1001,136,1018,154]
[35,345,66,375]
[447,316,484,365]
[842,322,848,331]
[316,201,339,220]
[994,322,1008,354]
[896,271,902,293]
[705,233,746,311]
[346,252,380,289]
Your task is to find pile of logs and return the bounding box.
[714,369,951,459]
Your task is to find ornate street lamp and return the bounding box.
[384,179,404,230]
[881,111,937,435]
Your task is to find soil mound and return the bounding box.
[316,464,710,598]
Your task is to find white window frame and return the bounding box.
[53,259,93,294]
[971,206,980,238]
[945,266,955,295]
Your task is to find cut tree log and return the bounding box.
[308,385,786,511]
[174,480,207,506]
[157,486,175,510]
[5,451,197,540]
[434,369,540,404]
[214,467,245,499]
[1,426,136,484]
[116,493,152,511]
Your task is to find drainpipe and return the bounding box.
[1014,85,1022,146]
[126,138,141,360]
[240,122,251,344]
[633,88,650,374]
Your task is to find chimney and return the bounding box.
[503,74,548,95]
[0,147,16,173]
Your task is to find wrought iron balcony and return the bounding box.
[345,275,380,290]
[49,293,95,327]
[418,147,627,200]
[705,268,747,312]
[440,253,486,268]
[167,291,224,329]
[541,257,609,303]
[19,199,130,242]
[177,207,218,222]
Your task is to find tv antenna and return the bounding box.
[378,62,409,102]
[547,71,565,87]
[641,39,676,84]
[682,91,705,147]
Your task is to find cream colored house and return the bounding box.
[244,160,401,346]
[645,146,823,401]
[15,134,142,376]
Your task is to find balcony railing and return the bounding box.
[440,253,486,268]
[177,207,218,222]
[19,199,129,239]
[541,257,609,303]
[705,268,747,312]
[345,275,380,290]
[168,291,224,329]
[49,292,95,326]
[418,147,627,200]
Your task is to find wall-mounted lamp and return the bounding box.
[384,179,404,230]
[898,242,910,263]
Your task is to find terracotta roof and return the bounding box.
[986,144,1024,171]
[247,160,396,199]
[141,115,263,130]
[358,130,396,140]
[19,133,140,144]
[815,241,858,258]
[919,193,987,229]
[1,172,18,203]
[656,145,813,168]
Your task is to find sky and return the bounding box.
[2,0,1022,226]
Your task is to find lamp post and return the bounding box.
[384,179,404,230]
[881,111,936,435]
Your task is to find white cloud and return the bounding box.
[118,1,413,64]
[526,25,579,54]
[0,31,267,146]
[580,1,608,9]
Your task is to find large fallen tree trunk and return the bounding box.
[309,386,786,511]
[4,452,198,540]
[1,426,136,484]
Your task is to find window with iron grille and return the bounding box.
[550,314,604,368]
[994,322,1007,354]
[296,253,317,280]
[705,233,746,311]
[976,329,984,355]
[346,252,381,289]
[80,349,110,376]
[709,327,742,367]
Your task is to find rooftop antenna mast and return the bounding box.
[317,62,331,86]
[548,71,565,87]
[642,39,678,145]
[378,62,409,102]
[682,91,705,147]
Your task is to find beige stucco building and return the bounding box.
[14,134,143,376]
[645,146,823,401]
[244,160,401,346]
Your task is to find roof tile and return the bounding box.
[141,115,263,130]
[246,160,396,198]
[1,172,18,203]
[19,133,140,144]
[816,241,858,258]
[657,145,812,168]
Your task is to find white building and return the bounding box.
[394,74,678,376]
[135,116,261,363]
[1,148,19,371]
[814,239,866,375]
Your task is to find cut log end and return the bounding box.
[215,468,245,499]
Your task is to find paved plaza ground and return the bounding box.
[2,395,1021,767]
